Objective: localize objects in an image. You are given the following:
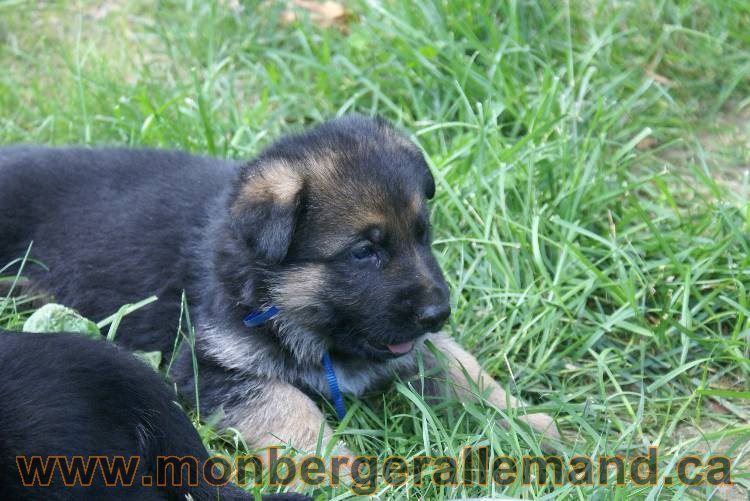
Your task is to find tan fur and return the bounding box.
[312,235,355,257]
[271,265,326,311]
[332,188,390,231]
[352,209,388,230]
[409,191,424,216]
[427,332,560,440]
[225,379,352,457]
[232,160,302,215]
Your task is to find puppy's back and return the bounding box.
[0,147,236,253]
[0,147,239,353]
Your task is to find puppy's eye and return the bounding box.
[351,242,376,261]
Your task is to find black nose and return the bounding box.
[417,303,451,332]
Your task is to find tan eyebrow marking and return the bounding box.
[409,191,425,215]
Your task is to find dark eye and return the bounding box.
[351,242,376,261]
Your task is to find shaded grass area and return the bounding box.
[1,1,749,498]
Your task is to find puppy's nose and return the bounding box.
[417,302,451,332]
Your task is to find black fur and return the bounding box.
[0,147,236,354]
[0,331,307,500]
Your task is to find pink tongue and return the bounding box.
[386,341,415,354]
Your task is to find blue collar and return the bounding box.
[321,352,347,420]
[243,306,280,327]
[243,306,347,421]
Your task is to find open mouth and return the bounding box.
[385,341,415,355]
[368,340,416,357]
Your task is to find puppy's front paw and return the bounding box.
[327,441,356,479]
[522,411,560,440]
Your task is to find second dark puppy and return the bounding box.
[0,330,306,500]
[0,115,559,459]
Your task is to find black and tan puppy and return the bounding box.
[0,330,306,500]
[0,115,559,459]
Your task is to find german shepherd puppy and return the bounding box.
[0,330,307,500]
[0,115,559,459]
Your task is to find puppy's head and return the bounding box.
[230,115,450,362]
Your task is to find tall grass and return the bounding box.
[1,1,748,498]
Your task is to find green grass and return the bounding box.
[2,0,749,499]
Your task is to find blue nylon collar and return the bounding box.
[243,306,347,421]
[321,352,347,420]
[243,306,280,327]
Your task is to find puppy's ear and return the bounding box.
[423,165,436,199]
[413,152,435,199]
[230,161,304,264]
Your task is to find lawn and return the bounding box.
[1,0,749,499]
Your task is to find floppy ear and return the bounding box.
[423,165,436,199]
[230,161,304,264]
[372,115,436,199]
[414,153,435,199]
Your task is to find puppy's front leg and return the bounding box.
[224,379,352,457]
[426,332,560,440]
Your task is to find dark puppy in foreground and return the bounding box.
[0,115,559,459]
[0,330,306,500]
